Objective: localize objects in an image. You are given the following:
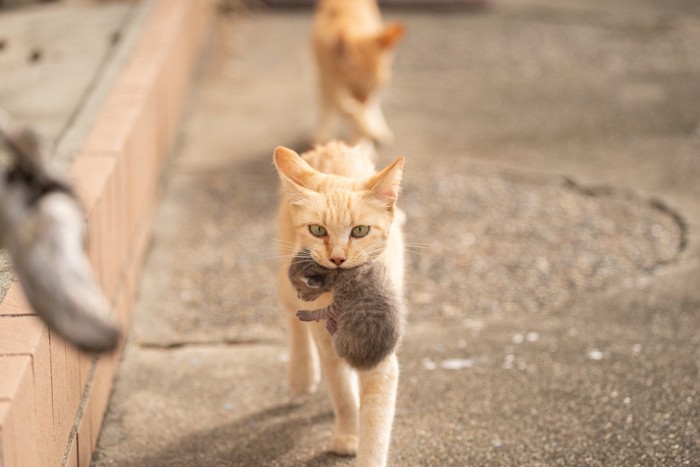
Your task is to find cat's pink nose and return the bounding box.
[330,257,346,266]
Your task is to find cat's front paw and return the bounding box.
[329,434,359,456]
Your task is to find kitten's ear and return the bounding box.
[273,146,315,192]
[376,23,405,50]
[366,156,405,207]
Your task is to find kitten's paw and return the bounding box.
[329,434,359,456]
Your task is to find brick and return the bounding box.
[89,353,118,448]
[65,436,79,467]
[112,286,129,340]
[75,366,94,464]
[0,356,31,400]
[93,185,116,299]
[68,156,115,216]
[49,332,86,464]
[0,356,39,467]
[77,151,130,293]
[119,95,159,246]
[76,409,93,467]
[65,344,83,433]
[0,401,16,467]
[49,332,70,462]
[111,146,131,277]
[117,48,164,96]
[69,155,122,300]
[0,282,33,316]
[0,317,53,466]
[81,105,139,156]
[102,168,121,300]
[78,351,94,396]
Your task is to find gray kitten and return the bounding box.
[288,250,404,371]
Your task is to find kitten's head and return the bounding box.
[288,249,333,301]
[274,145,404,270]
[337,23,406,103]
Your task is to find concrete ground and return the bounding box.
[94,1,700,465]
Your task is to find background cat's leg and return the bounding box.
[346,97,393,145]
[314,89,338,144]
[356,353,399,467]
[335,94,375,145]
[365,99,394,145]
[310,323,360,456]
[344,100,393,146]
[278,251,321,394]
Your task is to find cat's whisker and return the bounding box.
[403,242,428,248]
[359,246,387,262]
[275,244,299,251]
[262,250,318,262]
[401,237,430,245]
[265,244,311,259]
[367,246,387,255]
[404,249,428,257]
[273,240,302,248]
[403,244,430,251]
[275,239,301,246]
[271,249,299,257]
[403,238,430,246]
[265,254,300,261]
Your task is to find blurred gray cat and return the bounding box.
[288,249,404,371]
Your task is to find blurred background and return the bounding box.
[1,0,699,465]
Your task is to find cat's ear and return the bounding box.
[376,23,405,50]
[366,156,405,207]
[273,147,316,194]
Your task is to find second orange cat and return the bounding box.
[312,0,405,145]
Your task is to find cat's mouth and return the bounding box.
[318,257,354,270]
[306,253,340,270]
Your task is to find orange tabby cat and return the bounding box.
[275,141,405,466]
[312,0,405,145]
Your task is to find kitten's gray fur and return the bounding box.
[288,250,404,371]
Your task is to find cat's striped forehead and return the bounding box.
[295,187,372,222]
[303,172,366,193]
[319,190,365,227]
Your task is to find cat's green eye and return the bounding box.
[309,225,327,237]
[351,225,371,238]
